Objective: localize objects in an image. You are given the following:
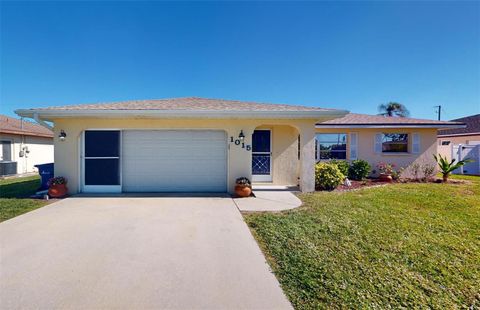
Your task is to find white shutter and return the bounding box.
[349,132,358,160]
[412,133,420,154]
[374,133,382,153]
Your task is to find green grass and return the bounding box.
[0,175,49,222]
[245,175,480,309]
[0,175,42,198]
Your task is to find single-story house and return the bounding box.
[15,97,462,194]
[0,114,54,176]
[316,113,465,176]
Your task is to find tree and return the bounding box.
[378,102,410,117]
[433,154,474,182]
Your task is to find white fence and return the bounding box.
[452,144,480,175]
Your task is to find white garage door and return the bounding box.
[122,130,227,192]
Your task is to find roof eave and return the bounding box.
[15,109,349,121]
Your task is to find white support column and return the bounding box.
[458,144,464,174]
[299,124,316,192]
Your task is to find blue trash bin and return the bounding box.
[35,163,54,191]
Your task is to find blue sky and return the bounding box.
[1,1,479,120]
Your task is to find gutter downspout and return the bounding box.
[33,113,53,131]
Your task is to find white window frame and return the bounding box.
[315,133,348,161]
[380,133,409,154]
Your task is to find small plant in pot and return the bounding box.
[376,162,395,182]
[235,177,252,197]
[47,176,68,198]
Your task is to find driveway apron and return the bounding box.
[0,197,291,309]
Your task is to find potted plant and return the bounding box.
[235,177,252,197]
[376,162,395,182]
[48,176,68,198]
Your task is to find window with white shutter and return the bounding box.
[374,133,382,153]
[412,133,420,154]
[349,133,358,160]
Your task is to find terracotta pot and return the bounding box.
[48,184,68,198]
[379,173,393,182]
[235,184,252,197]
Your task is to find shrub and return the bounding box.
[348,159,371,180]
[410,163,421,180]
[421,163,436,182]
[315,162,345,190]
[329,159,350,176]
[392,167,405,180]
[376,162,396,175]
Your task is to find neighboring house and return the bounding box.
[315,113,464,177]
[15,97,462,194]
[438,114,480,159]
[437,114,480,175]
[0,114,54,176]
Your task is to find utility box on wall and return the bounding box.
[0,161,18,176]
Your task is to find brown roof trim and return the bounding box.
[316,113,465,128]
[438,132,480,138]
[0,129,54,138]
[0,114,54,138]
[316,122,465,127]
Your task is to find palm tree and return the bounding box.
[378,102,410,117]
[433,154,474,182]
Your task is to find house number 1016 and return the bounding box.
[230,137,251,151]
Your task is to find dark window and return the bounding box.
[1,141,12,161]
[382,133,408,153]
[85,131,120,157]
[297,135,301,160]
[315,134,347,160]
[252,130,271,153]
[441,140,451,146]
[85,159,120,185]
[84,130,120,186]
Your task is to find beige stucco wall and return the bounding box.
[256,125,300,186]
[438,134,480,145]
[51,117,318,194]
[315,127,439,177]
[0,133,54,174]
[437,134,480,161]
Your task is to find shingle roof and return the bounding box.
[29,97,336,112]
[316,113,464,127]
[0,114,53,138]
[438,114,480,136]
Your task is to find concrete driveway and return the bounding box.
[0,197,291,309]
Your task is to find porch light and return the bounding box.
[59,130,67,141]
[238,130,245,141]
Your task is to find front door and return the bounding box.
[252,130,272,182]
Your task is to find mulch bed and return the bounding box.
[329,177,471,192]
[335,179,392,192]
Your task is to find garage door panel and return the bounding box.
[122,130,227,192]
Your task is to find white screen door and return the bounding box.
[252,130,272,182]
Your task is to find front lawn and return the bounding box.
[0,175,49,222]
[245,175,480,309]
